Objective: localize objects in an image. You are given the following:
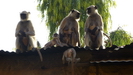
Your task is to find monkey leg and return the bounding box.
[73,32,80,47]
[95,31,103,49]
[69,32,80,47]
[28,36,37,51]
[16,36,28,53]
[55,38,65,47]
[61,34,70,46]
[16,37,22,53]
[70,33,77,47]
[85,33,92,48]
[16,37,20,49]
[44,43,52,50]
[62,57,65,64]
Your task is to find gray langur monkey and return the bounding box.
[62,48,80,64]
[15,11,43,61]
[85,5,112,50]
[59,9,80,47]
[43,33,68,50]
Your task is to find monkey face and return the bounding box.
[53,33,58,38]
[20,13,27,19]
[20,11,30,20]
[87,8,91,14]
[87,5,97,14]
[76,12,80,18]
[71,9,80,19]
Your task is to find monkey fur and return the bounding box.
[44,33,68,50]
[85,5,104,50]
[59,9,80,47]
[15,11,43,61]
[62,48,80,64]
[85,5,112,50]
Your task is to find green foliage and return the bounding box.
[37,0,116,46]
[110,27,133,46]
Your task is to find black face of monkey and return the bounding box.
[87,5,97,14]
[53,33,58,37]
[20,13,27,19]
[76,12,80,18]
[87,8,91,14]
[71,9,80,19]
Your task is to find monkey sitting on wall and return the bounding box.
[15,11,38,53]
[62,48,80,64]
[44,33,68,50]
[84,5,112,50]
[59,9,80,47]
[85,5,104,50]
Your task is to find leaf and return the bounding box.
[109,28,133,46]
[37,0,116,46]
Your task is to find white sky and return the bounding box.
[0,0,49,52]
[110,0,133,34]
[0,0,132,52]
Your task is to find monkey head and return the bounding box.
[86,5,98,15]
[69,9,80,19]
[20,11,30,20]
[53,33,59,38]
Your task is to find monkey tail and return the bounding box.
[37,49,43,62]
[71,57,75,75]
[103,33,112,47]
[62,54,65,64]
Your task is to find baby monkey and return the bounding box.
[44,33,68,50]
[62,48,80,64]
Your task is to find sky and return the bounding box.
[0,0,133,52]
[110,0,133,34]
[0,0,49,51]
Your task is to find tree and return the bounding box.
[37,0,116,46]
[109,27,133,46]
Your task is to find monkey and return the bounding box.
[15,11,37,52]
[59,9,80,47]
[44,33,68,50]
[62,48,80,64]
[84,5,104,50]
[15,11,43,61]
[62,48,80,75]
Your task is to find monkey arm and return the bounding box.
[85,21,93,35]
[59,18,67,34]
[15,22,21,37]
[91,27,98,35]
[44,40,55,48]
[59,18,67,43]
[74,23,80,46]
[76,32,80,47]
[85,20,88,32]
[26,21,35,36]
[85,18,90,32]
[55,38,63,46]
[77,31,80,47]
[97,15,103,31]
